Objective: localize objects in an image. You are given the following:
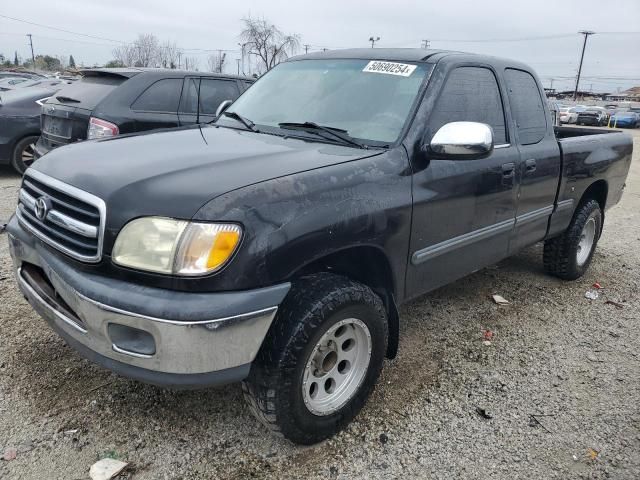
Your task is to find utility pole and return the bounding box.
[221,51,226,73]
[238,42,250,75]
[26,34,35,67]
[236,58,240,75]
[421,39,430,49]
[304,44,310,54]
[369,36,380,48]
[549,78,554,90]
[573,30,595,101]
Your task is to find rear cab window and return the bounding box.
[428,66,507,144]
[504,69,547,145]
[131,78,182,112]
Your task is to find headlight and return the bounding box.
[112,217,242,275]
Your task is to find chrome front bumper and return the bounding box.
[7,216,289,386]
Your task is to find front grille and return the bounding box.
[16,170,106,262]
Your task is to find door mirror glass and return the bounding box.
[428,121,494,158]
[215,99,233,117]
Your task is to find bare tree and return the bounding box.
[160,40,182,69]
[207,51,227,73]
[112,44,136,67]
[112,33,162,67]
[183,56,200,71]
[133,33,160,67]
[240,16,300,73]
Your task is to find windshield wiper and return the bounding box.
[278,122,367,149]
[220,111,258,132]
[55,95,80,103]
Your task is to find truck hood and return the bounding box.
[30,125,381,231]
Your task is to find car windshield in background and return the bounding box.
[221,59,432,144]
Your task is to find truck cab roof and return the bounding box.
[289,48,534,73]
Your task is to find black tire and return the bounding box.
[543,199,603,280]
[242,273,388,444]
[11,135,39,175]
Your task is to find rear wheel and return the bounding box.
[543,199,602,280]
[11,135,39,174]
[243,273,388,444]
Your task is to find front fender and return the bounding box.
[193,149,413,298]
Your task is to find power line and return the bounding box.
[0,31,242,55]
[0,13,125,44]
[0,31,119,47]
[431,33,577,43]
[597,31,640,35]
[397,31,640,46]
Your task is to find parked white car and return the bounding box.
[559,107,579,124]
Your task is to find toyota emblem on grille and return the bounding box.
[47,105,55,114]
[34,196,51,221]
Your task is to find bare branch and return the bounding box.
[183,56,200,71]
[111,33,161,67]
[207,51,227,73]
[160,41,182,69]
[240,16,300,73]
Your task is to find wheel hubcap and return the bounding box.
[21,143,36,167]
[576,217,596,266]
[302,318,372,416]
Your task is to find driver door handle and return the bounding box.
[525,158,537,173]
[502,162,515,177]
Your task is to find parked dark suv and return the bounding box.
[34,68,253,159]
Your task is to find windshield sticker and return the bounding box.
[363,61,417,77]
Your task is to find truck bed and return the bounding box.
[554,125,620,139]
[547,125,633,238]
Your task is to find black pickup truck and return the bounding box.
[7,49,632,444]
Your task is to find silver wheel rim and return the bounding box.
[576,216,596,266]
[21,143,36,167]
[302,318,372,416]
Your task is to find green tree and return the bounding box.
[34,55,62,71]
[69,55,76,68]
[104,59,125,68]
[14,51,19,66]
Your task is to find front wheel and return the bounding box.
[543,199,603,280]
[243,273,388,444]
[11,135,39,175]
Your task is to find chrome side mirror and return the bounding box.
[428,121,494,158]
[215,99,233,117]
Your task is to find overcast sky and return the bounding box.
[1,0,639,92]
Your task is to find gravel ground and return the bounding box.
[1,129,639,480]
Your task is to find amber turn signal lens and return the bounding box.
[207,230,241,270]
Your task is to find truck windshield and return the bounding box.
[221,59,432,144]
